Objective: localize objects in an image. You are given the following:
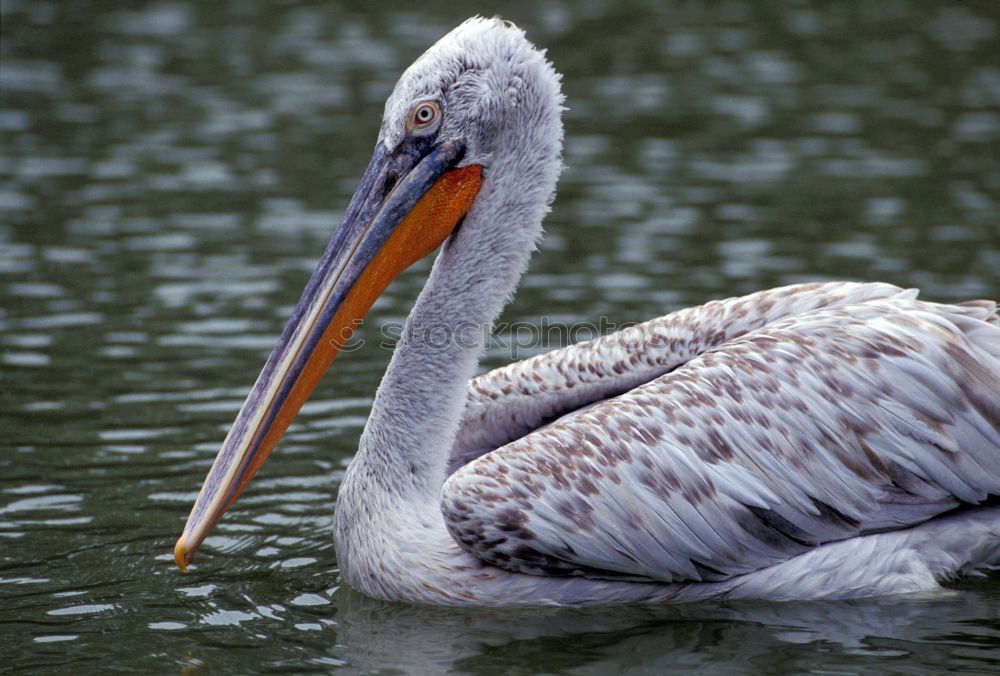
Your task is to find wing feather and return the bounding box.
[449,282,911,471]
[442,293,1000,583]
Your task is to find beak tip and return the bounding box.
[174,535,190,573]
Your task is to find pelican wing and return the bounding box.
[442,294,1000,583]
[450,282,913,472]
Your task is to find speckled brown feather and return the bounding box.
[452,281,915,468]
[443,287,1000,583]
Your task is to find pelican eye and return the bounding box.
[408,101,442,133]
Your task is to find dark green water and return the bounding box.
[2,1,999,672]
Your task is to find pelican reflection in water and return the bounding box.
[175,18,1000,606]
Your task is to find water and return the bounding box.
[2,0,999,672]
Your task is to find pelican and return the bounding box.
[174,18,1000,607]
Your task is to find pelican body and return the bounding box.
[175,18,1000,607]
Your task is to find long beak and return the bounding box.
[174,139,482,571]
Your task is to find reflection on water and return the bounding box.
[1,0,998,672]
[334,586,1000,673]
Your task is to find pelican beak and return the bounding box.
[174,139,482,571]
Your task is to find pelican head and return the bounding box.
[175,17,564,570]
